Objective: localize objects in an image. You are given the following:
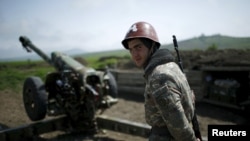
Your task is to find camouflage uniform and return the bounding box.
[144,49,196,141]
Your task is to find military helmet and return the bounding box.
[121,21,161,49]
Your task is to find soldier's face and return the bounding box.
[127,39,150,68]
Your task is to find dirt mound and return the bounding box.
[117,49,250,70]
[180,49,250,69]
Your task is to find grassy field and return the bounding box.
[0,53,125,92]
[0,61,54,92]
[77,49,130,69]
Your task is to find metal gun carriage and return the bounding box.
[19,36,118,132]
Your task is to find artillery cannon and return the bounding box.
[19,36,118,132]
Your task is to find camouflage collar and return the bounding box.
[144,49,175,79]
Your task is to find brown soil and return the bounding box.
[0,89,248,141]
[1,49,250,141]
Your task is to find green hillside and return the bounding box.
[162,34,250,50]
[80,49,129,58]
[78,34,250,59]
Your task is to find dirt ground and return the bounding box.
[1,49,250,141]
[0,89,248,141]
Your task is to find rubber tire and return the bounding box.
[23,76,47,121]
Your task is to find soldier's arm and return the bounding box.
[149,73,196,141]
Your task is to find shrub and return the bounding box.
[206,43,218,51]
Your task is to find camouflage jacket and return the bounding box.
[144,49,196,141]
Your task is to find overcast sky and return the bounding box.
[0,0,250,58]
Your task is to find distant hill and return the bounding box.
[80,49,129,58]
[0,48,86,62]
[1,34,250,61]
[162,34,250,50]
[80,34,250,59]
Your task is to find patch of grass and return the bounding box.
[0,54,128,92]
[76,49,130,69]
[84,56,118,69]
[0,61,54,92]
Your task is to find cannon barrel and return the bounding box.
[19,36,53,65]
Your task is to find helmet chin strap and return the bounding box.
[149,42,156,56]
[143,42,156,69]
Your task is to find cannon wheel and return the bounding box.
[23,76,47,121]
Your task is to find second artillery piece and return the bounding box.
[19,36,118,132]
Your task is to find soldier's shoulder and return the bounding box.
[151,62,179,76]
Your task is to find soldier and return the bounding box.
[121,21,200,141]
